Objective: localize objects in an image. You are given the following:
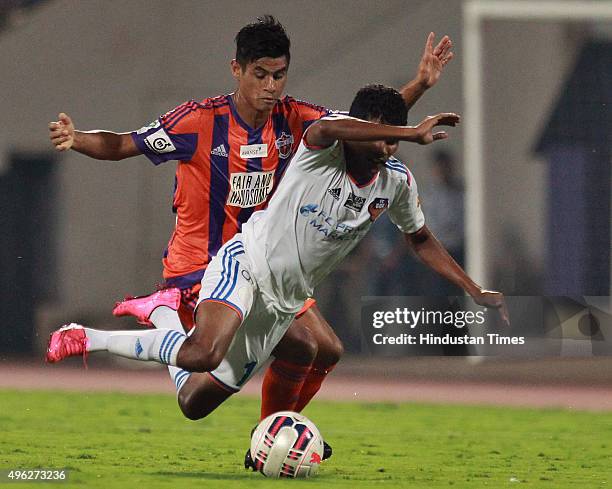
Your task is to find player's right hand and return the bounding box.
[414,113,460,145]
[49,113,75,151]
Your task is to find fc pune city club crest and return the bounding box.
[275,132,294,159]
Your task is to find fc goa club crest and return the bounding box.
[275,132,294,159]
[368,197,389,221]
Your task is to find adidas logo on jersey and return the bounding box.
[327,187,341,201]
[211,144,228,157]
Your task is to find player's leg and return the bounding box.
[47,239,247,371]
[293,302,344,412]
[245,302,339,469]
[112,287,184,327]
[176,301,242,371]
[113,282,206,398]
[259,314,319,419]
[175,314,263,421]
[45,322,190,366]
[260,301,343,419]
[45,302,240,371]
[176,372,234,420]
[176,232,263,415]
[114,283,201,331]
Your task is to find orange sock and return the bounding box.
[294,364,336,413]
[260,359,312,420]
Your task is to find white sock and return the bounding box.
[84,327,186,365]
[150,306,184,332]
[149,305,192,393]
[171,367,192,393]
[85,328,110,351]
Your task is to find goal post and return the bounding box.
[462,0,612,291]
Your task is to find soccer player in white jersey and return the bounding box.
[47,85,508,423]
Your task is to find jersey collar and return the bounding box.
[227,93,267,136]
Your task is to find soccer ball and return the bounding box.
[250,411,324,478]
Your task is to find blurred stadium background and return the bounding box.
[0,0,611,407]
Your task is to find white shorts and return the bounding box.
[195,234,296,392]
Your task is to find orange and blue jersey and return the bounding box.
[131,93,329,289]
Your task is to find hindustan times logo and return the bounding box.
[372,307,486,329]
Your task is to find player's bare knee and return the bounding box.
[204,348,225,372]
[328,336,344,365]
[187,352,223,373]
[316,336,343,368]
[177,388,204,421]
[178,394,214,421]
[179,337,224,372]
[293,328,319,364]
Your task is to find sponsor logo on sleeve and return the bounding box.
[226,171,274,207]
[368,197,389,221]
[239,143,268,159]
[343,191,366,212]
[144,128,176,154]
[274,132,294,159]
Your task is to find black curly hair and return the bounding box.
[235,15,291,68]
[349,84,407,126]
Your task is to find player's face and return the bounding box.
[232,57,289,112]
[347,117,400,167]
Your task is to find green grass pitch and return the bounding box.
[0,390,610,488]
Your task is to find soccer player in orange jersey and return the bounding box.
[48,16,453,465]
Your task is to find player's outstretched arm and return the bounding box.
[306,113,460,148]
[48,113,140,161]
[404,225,510,326]
[400,32,454,110]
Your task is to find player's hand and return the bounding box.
[413,113,460,145]
[415,32,454,89]
[472,289,510,327]
[49,113,75,151]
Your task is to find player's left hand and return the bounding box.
[472,289,510,327]
[415,32,454,89]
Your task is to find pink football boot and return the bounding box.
[112,288,181,326]
[46,323,88,363]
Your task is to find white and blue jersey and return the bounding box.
[242,114,425,313]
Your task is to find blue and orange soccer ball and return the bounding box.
[249,411,324,478]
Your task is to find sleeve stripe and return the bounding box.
[163,105,200,132]
[161,101,197,127]
[385,160,412,185]
[384,162,408,175]
[161,96,229,132]
[161,105,193,130]
[287,97,330,114]
[386,157,408,170]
